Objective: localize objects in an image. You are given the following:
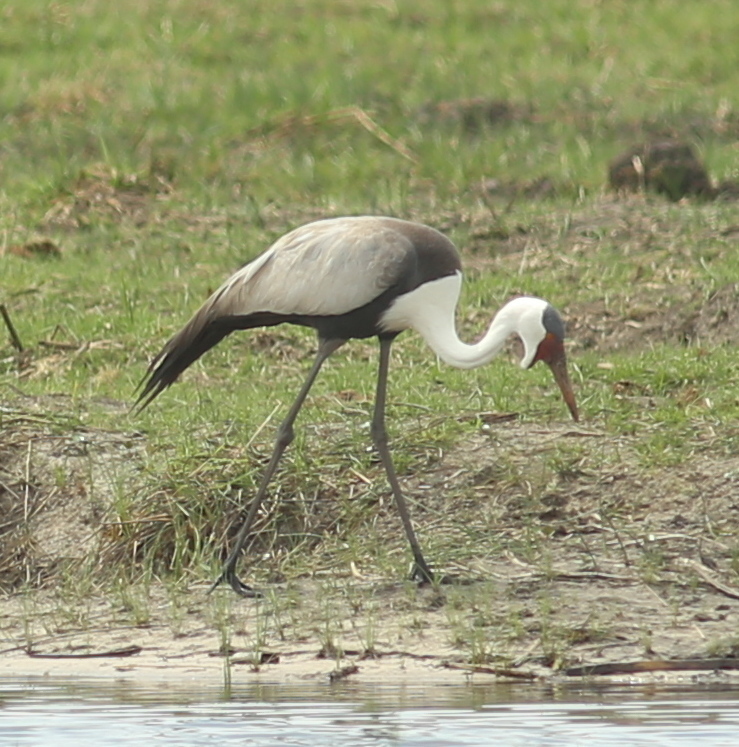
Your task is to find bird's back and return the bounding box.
[215,216,460,317]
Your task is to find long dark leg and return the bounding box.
[371,337,436,584]
[209,337,345,597]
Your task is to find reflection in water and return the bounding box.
[2,679,739,746]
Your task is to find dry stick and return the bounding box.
[0,303,24,352]
[443,661,540,680]
[680,558,739,601]
[26,644,142,659]
[564,658,739,677]
[0,620,154,657]
[479,178,520,225]
[329,664,360,682]
[511,638,541,668]
[348,106,417,163]
[248,106,417,163]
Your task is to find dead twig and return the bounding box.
[1,303,24,352]
[564,658,739,677]
[246,106,417,163]
[679,558,739,601]
[26,644,142,659]
[230,651,281,666]
[329,663,360,682]
[502,557,634,583]
[443,661,540,680]
[37,340,80,351]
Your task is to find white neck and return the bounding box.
[379,273,547,370]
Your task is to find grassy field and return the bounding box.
[3,0,739,678]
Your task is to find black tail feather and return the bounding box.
[134,322,233,411]
[135,312,294,411]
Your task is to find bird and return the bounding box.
[137,215,579,597]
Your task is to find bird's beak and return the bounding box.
[547,352,579,422]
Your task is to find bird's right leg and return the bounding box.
[371,337,437,585]
[209,337,345,597]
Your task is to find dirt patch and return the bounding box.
[687,283,739,348]
[41,165,172,230]
[0,396,144,587]
[417,97,533,133]
[608,140,714,201]
[2,239,62,260]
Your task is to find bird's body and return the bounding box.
[138,217,462,404]
[138,216,578,596]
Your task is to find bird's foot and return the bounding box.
[410,562,434,584]
[410,562,457,587]
[207,567,262,598]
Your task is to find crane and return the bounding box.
[137,216,579,596]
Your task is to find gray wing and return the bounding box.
[135,217,415,408]
[214,216,415,317]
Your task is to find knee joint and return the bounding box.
[276,424,294,449]
[371,420,388,447]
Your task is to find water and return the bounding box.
[2,678,739,745]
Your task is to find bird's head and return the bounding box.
[504,296,579,422]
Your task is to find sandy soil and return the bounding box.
[3,567,739,688]
[3,570,739,689]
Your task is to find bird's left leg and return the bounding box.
[210,337,345,597]
[371,337,436,584]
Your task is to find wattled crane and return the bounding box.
[137,216,579,596]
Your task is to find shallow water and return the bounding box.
[2,679,739,746]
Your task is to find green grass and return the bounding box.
[2,0,739,596]
[3,0,739,210]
